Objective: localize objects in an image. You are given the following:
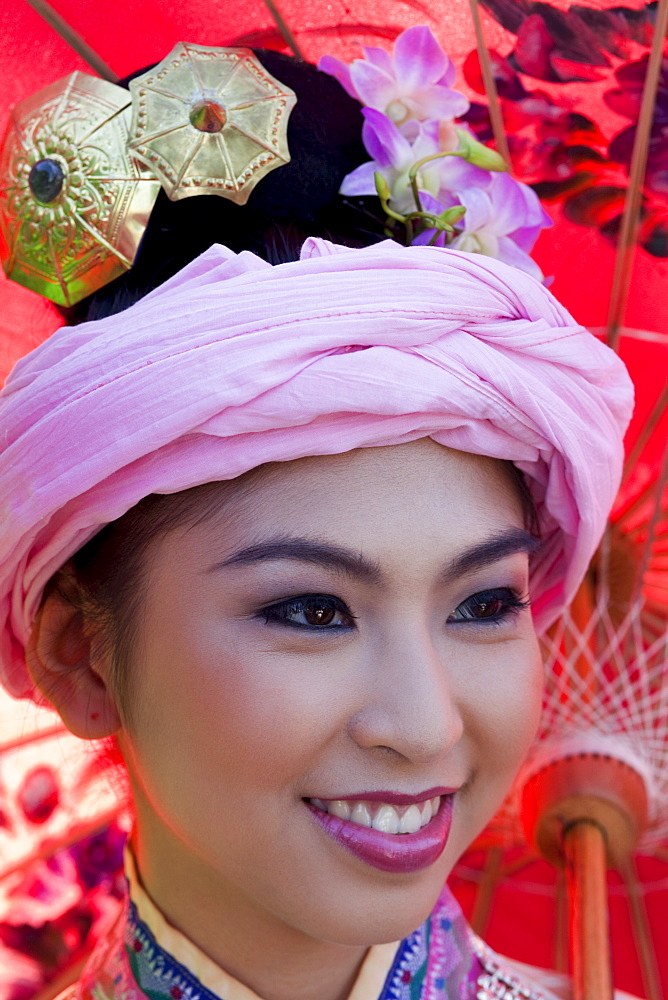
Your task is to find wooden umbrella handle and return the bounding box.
[563,819,614,1000]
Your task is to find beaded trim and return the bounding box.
[125,898,219,1000]
[471,934,546,1000]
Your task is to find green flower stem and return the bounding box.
[407,132,507,211]
[374,172,408,223]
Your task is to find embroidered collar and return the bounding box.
[122,875,483,1000]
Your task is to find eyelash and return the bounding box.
[448,588,531,627]
[257,589,530,632]
[259,595,356,631]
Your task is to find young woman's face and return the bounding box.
[118,439,543,948]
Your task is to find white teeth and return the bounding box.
[372,804,400,834]
[310,794,445,834]
[350,802,373,828]
[328,799,351,820]
[399,804,422,834]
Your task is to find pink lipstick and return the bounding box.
[306,792,455,873]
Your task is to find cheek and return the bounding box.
[128,617,356,798]
[460,633,543,774]
[445,634,543,853]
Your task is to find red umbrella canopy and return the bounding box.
[1,0,667,360]
[0,1,667,996]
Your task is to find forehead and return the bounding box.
[249,439,516,503]
[176,439,525,559]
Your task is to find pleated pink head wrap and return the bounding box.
[0,238,633,699]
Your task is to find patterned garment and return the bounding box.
[57,880,548,1000]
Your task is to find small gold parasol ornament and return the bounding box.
[0,73,160,307]
[127,43,296,204]
[0,48,297,305]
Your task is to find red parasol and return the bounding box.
[0,2,667,998]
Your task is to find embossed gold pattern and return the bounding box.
[128,43,296,204]
[0,73,161,307]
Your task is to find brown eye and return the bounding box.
[260,594,356,630]
[448,588,529,625]
[303,601,336,626]
[469,596,504,618]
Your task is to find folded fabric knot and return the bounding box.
[0,238,633,699]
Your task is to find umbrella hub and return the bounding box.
[189,100,227,133]
[520,752,648,869]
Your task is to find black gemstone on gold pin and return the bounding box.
[28,158,65,203]
[189,100,226,133]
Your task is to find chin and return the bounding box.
[293,860,455,948]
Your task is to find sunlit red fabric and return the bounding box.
[2,0,667,369]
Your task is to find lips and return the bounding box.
[305,790,455,873]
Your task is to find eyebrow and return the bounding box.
[440,527,541,582]
[210,539,382,582]
[207,527,540,583]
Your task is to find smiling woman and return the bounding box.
[0,34,633,1000]
[60,444,542,978]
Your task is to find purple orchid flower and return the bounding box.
[416,173,552,280]
[319,26,469,128]
[341,110,493,213]
[322,25,551,279]
[340,108,445,214]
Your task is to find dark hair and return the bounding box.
[62,50,387,326]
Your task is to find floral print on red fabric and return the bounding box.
[0,822,126,996]
[462,1,668,257]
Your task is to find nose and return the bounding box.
[347,621,464,764]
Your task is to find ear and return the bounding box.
[26,582,122,740]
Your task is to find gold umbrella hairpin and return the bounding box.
[0,73,160,308]
[0,44,297,306]
[128,43,296,202]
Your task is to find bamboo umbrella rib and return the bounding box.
[470,844,504,935]
[467,0,511,167]
[0,722,66,752]
[614,475,668,537]
[261,0,305,59]
[621,857,664,1000]
[0,804,127,882]
[606,0,668,349]
[23,0,118,82]
[632,444,668,604]
[623,383,668,483]
[499,853,537,878]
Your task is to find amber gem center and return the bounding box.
[189,100,227,133]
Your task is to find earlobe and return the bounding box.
[26,587,122,740]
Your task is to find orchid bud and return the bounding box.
[374,172,392,202]
[439,205,467,227]
[455,129,507,172]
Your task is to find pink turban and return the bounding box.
[0,239,632,699]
